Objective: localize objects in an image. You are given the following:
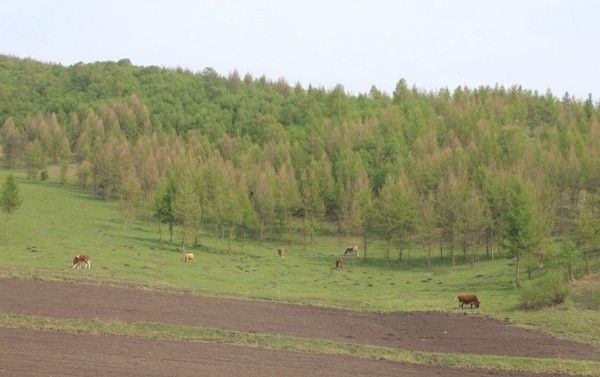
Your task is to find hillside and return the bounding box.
[0,54,599,299]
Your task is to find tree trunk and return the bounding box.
[363,230,367,262]
[4,216,9,242]
[303,207,308,252]
[259,223,264,244]
[462,232,467,261]
[386,239,391,263]
[439,239,443,261]
[515,251,521,288]
[490,228,495,261]
[428,242,432,269]
[485,226,490,258]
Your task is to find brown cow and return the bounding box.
[181,253,194,262]
[344,244,359,257]
[456,294,480,309]
[335,257,343,269]
[72,255,91,269]
[277,247,286,258]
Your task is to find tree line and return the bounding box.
[1,55,599,286]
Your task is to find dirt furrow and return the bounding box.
[0,328,574,377]
[1,278,598,360]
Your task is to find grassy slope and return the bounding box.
[0,170,598,345]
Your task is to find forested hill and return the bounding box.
[1,54,599,275]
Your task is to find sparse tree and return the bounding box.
[0,174,23,241]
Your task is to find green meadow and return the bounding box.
[1,170,599,345]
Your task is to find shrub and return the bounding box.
[573,288,600,310]
[520,271,570,309]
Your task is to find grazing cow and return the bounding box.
[344,245,359,257]
[335,257,343,269]
[181,253,194,262]
[456,294,480,309]
[277,247,286,258]
[72,255,91,269]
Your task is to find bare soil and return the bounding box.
[0,328,572,377]
[1,279,598,360]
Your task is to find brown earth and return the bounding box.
[0,328,572,377]
[1,279,598,360]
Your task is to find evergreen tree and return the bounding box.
[500,177,544,287]
[0,174,23,241]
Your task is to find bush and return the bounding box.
[520,271,570,309]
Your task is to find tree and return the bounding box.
[23,141,46,180]
[500,177,544,287]
[299,161,325,248]
[456,183,485,267]
[251,164,277,242]
[173,165,202,252]
[273,162,300,242]
[0,174,23,241]
[420,192,439,269]
[119,172,142,230]
[153,176,177,241]
[375,174,418,265]
[0,118,24,168]
[570,191,600,274]
[77,160,91,189]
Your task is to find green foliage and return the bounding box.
[520,271,571,310]
[546,241,581,281]
[153,176,177,241]
[500,177,545,287]
[76,160,91,189]
[0,173,23,216]
[0,173,23,241]
[1,55,600,273]
[23,141,46,180]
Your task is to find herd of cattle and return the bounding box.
[70,244,480,309]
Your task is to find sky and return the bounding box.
[1,0,599,99]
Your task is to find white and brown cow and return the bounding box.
[277,247,286,258]
[72,255,91,269]
[344,245,359,257]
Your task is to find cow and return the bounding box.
[72,255,91,269]
[277,247,286,258]
[456,294,480,309]
[335,257,343,269]
[181,253,194,262]
[344,244,359,257]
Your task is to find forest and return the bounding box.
[1,54,599,289]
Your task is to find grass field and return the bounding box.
[0,169,598,345]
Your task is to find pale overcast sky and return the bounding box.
[1,0,599,98]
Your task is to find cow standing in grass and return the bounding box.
[181,253,194,262]
[277,247,286,259]
[72,255,91,269]
[335,257,343,269]
[456,294,480,309]
[344,245,359,257]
